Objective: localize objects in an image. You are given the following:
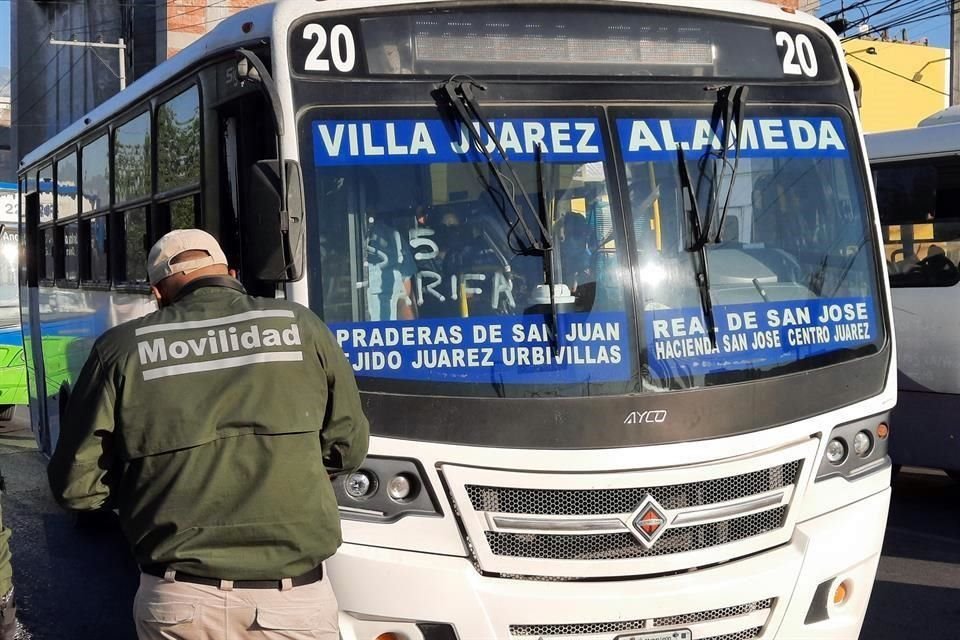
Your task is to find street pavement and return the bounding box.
[0,409,137,639]
[861,467,960,639]
[0,409,956,639]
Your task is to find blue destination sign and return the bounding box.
[617,117,849,161]
[645,297,877,378]
[331,311,630,384]
[312,118,605,166]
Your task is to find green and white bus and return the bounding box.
[0,182,26,420]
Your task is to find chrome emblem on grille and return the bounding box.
[628,496,668,548]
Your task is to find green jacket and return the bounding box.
[47,277,369,580]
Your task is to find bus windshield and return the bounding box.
[303,105,883,396]
[617,105,883,387]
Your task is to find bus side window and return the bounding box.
[80,133,111,285]
[120,208,149,284]
[157,86,202,236]
[876,159,960,287]
[59,222,79,283]
[40,228,54,282]
[85,215,109,283]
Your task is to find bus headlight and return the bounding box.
[387,473,416,502]
[344,471,376,499]
[816,412,890,481]
[334,456,440,522]
[852,431,873,457]
[825,438,847,465]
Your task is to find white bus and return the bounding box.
[867,108,960,481]
[20,1,894,638]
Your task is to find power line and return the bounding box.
[834,0,952,39]
[0,0,194,98]
[52,0,239,38]
[846,52,950,94]
[14,48,89,132]
[3,0,234,107]
[11,10,234,130]
[843,2,950,40]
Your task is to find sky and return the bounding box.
[814,0,953,49]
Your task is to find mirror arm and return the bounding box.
[235,48,284,137]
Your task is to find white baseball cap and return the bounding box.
[147,229,228,285]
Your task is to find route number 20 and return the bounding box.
[776,31,818,78]
[303,23,356,73]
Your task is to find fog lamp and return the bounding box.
[344,471,375,499]
[826,438,847,465]
[853,431,873,457]
[387,474,414,501]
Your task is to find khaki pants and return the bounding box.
[134,571,339,640]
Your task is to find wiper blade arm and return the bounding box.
[714,85,749,244]
[677,144,718,349]
[440,78,552,254]
[535,143,561,354]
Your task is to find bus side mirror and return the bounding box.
[243,159,305,282]
[847,64,863,109]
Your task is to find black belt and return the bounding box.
[141,564,323,590]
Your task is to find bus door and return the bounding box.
[215,91,280,298]
[21,190,51,452]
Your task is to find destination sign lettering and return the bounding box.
[312,118,605,166]
[617,117,849,161]
[645,297,877,378]
[332,312,631,384]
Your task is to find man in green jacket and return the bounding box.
[48,229,369,639]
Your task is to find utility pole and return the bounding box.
[48,35,127,91]
[952,0,960,105]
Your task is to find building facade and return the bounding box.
[0,97,13,183]
[11,0,159,174]
[843,38,950,133]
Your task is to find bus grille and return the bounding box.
[510,599,773,639]
[441,443,814,579]
[704,629,763,640]
[466,461,801,514]
[485,507,787,560]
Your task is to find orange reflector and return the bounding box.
[375,634,401,640]
[833,582,848,605]
[877,423,889,439]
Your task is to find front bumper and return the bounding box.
[329,487,890,640]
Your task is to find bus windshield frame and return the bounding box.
[297,98,886,400]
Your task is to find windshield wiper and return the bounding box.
[677,145,718,349]
[688,85,749,250]
[668,87,749,348]
[713,85,749,244]
[440,77,563,351]
[535,143,561,353]
[440,78,551,255]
